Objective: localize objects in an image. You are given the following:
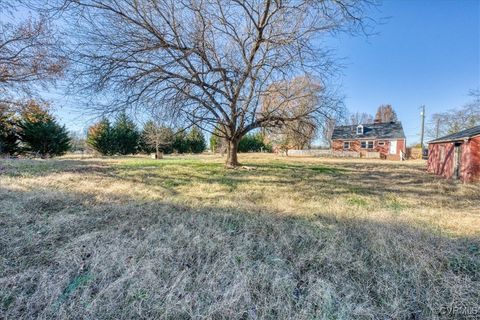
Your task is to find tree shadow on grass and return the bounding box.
[0,159,112,177]
[0,185,478,319]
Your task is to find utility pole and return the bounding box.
[420,105,425,153]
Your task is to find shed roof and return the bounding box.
[428,125,480,144]
[331,121,406,140]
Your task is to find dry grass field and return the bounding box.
[1,153,479,319]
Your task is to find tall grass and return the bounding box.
[0,154,478,319]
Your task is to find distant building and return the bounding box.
[427,125,480,183]
[331,121,406,160]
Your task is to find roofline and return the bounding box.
[332,137,406,141]
[333,121,403,129]
[428,133,480,144]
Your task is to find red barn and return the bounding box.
[331,121,406,160]
[427,125,480,183]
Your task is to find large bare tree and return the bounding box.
[55,0,373,167]
[0,1,65,104]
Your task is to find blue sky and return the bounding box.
[44,0,480,144]
[326,0,479,144]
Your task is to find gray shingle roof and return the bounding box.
[428,125,480,144]
[331,121,406,140]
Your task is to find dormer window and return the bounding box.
[356,125,364,135]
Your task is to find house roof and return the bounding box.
[331,121,406,140]
[428,125,480,144]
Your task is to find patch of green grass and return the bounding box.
[56,272,93,305]
[384,195,406,212]
[1,295,14,310]
[347,196,369,207]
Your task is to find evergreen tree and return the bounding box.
[87,119,114,155]
[0,107,19,155]
[187,127,206,153]
[17,105,70,158]
[238,132,271,152]
[172,131,189,153]
[111,113,140,155]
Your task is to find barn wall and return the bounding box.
[462,136,480,183]
[427,142,455,178]
[428,136,480,182]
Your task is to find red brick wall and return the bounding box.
[332,139,405,160]
[332,140,360,152]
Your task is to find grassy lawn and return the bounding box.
[1,153,479,319]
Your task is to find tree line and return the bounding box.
[86,115,207,156]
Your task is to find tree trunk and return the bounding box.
[155,143,163,159]
[225,138,240,168]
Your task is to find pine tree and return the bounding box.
[172,131,189,154]
[17,105,70,158]
[0,108,19,155]
[111,113,140,155]
[187,127,206,153]
[87,119,114,155]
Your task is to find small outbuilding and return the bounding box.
[427,125,480,183]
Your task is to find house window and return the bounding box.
[378,141,385,146]
[361,141,374,149]
[343,141,350,149]
[356,125,363,135]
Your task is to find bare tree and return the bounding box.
[0,1,65,104]
[426,89,480,140]
[263,76,324,154]
[322,117,337,147]
[374,104,397,123]
[141,120,174,159]
[348,111,374,125]
[54,0,373,167]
